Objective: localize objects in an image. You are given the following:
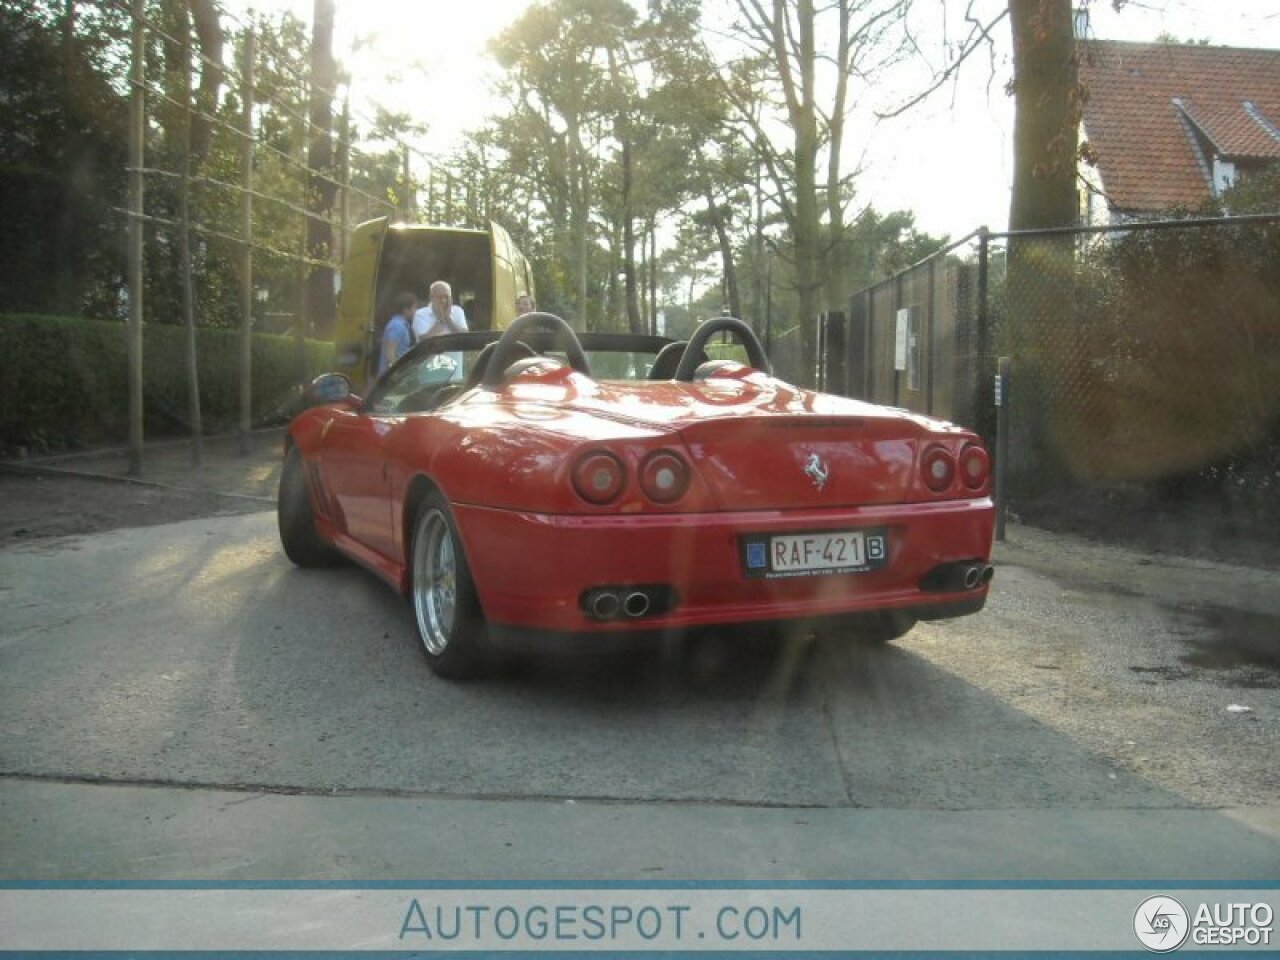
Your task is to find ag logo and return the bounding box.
[1134,896,1190,952]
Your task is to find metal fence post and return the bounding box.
[826,311,846,395]
[995,355,1010,541]
[976,227,991,442]
[926,254,936,415]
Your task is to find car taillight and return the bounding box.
[922,445,956,493]
[959,443,990,490]
[639,450,690,504]
[572,450,626,504]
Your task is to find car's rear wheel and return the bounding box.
[277,446,340,567]
[410,492,489,679]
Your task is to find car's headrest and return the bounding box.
[648,341,687,379]
[693,359,741,381]
[463,340,536,390]
[503,356,565,380]
[648,341,709,379]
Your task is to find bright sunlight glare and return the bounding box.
[241,0,1279,238]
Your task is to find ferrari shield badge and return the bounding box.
[803,453,829,491]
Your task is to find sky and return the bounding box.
[243,0,1280,239]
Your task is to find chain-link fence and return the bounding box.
[831,215,1280,560]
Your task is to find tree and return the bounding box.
[612,0,730,331]
[716,0,911,385]
[0,2,128,315]
[490,0,637,327]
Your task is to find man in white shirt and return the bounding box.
[412,280,468,340]
[412,280,468,381]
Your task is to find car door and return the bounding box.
[317,407,398,561]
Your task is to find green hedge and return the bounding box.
[1,314,334,453]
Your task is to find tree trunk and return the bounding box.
[793,0,821,387]
[1008,0,1078,232]
[305,0,336,337]
[647,216,658,335]
[1006,0,1079,490]
[622,136,643,333]
[178,2,203,467]
[705,190,741,320]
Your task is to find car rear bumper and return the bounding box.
[453,498,995,636]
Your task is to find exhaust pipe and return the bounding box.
[582,584,678,621]
[589,590,621,621]
[623,591,652,618]
[921,561,995,593]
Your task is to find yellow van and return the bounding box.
[334,218,536,388]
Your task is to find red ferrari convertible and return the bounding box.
[279,314,995,678]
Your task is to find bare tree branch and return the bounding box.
[875,5,1008,119]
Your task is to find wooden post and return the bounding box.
[126,0,145,476]
[179,0,204,468]
[238,21,256,454]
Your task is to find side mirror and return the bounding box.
[306,373,363,412]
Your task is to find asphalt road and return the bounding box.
[0,513,1277,880]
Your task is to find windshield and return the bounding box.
[365,335,670,414]
[367,348,481,414]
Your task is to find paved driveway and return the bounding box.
[1,509,1277,879]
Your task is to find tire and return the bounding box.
[409,492,490,679]
[277,446,340,567]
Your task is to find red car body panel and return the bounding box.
[451,499,993,633]
[289,346,995,640]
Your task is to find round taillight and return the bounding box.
[572,450,626,504]
[959,443,990,489]
[640,450,690,504]
[922,445,956,493]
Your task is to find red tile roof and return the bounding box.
[1078,40,1280,214]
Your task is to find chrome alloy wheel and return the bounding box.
[412,507,457,655]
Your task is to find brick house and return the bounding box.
[1077,39,1280,223]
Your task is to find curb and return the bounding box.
[0,460,275,504]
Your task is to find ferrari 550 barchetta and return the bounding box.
[278,313,995,678]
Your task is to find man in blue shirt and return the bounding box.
[378,292,415,377]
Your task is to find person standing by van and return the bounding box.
[413,280,468,341]
[378,292,415,377]
[516,293,536,316]
[413,280,468,380]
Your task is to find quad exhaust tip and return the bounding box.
[590,591,621,620]
[623,591,651,618]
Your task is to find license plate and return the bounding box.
[741,528,889,579]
